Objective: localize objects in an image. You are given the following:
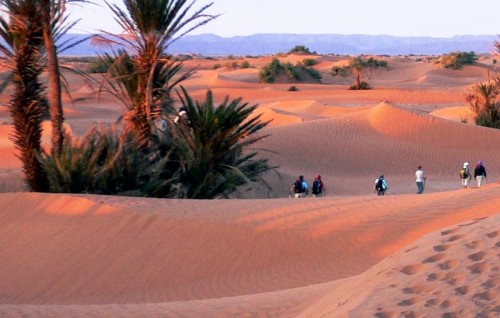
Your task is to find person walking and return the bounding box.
[415,166,426,194]
[474,160,487,187]
[460,162,471,189]
[290,175,308,198]
[374,175,388,195]
[311,175,325,197]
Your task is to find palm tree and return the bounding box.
[0,0,49,191]
[40,0,65,155]
[98,0,218,149]
[466,78,500,129]
[165,87,275,199]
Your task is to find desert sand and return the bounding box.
[0,54,498,317]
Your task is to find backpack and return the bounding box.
[376,178,385,191]
[294,180,303,193]
[460,168,468,179]
[312,180,323,195]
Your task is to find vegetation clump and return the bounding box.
[260,58,321,83]
[466,77,500,129]
[331,56,388,90]
[438,51,477,69]
[288,45,315,55]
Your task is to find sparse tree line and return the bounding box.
[261,44,499,129]
[0,0,276,198]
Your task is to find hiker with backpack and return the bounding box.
[460,162,471,189]
[474,160,487,187]
[311,175,325,197]
[290,175,308,198]
[374,175,388,195]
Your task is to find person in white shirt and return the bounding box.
[415,165,426,194]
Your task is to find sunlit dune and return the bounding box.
[430,105,473,122]
[0,189,498,317]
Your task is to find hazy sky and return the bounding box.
[69,0,500,38]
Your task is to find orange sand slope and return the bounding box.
[0,189,498,317]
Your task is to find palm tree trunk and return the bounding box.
[41,0,64,155]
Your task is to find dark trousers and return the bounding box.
[416,182,424,194]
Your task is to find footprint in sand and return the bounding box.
[439,259,460,270]
[454,285,470,295]
[427,272,445,281]
[400,264,423,275]
[399,310,420,318]
[465,240,483,249]
[424,298,440,307]
[441,228,460,236]
[375,311,396,318]
[486,230,498,238]
[402,284,432,295]
[482,278,499,288]
[433,244,451,252]
[468,251,486,262]
[397,297,420,306]
[423,253,446,263]
[466,261,489,274]
[448,234,465,242]
[444,272,465,286]
[474,290,496,301]
[440,298,457,309]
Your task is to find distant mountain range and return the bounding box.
[8,33,500,56]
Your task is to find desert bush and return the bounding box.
[259,58,281,83]
[288,45,315,55]
[466,78,500,129]
[305,67,321,80]
[331,66,349,77]
[439,51,477,69]
[493,59,497,64]
[288,85,299,91]
[87,58,113,73]
[212,63,222,69]
[40,126,147,194]
[240,60,250,68]
[302,58,317,66]
[260,58,321,83]
[349,81,370,90]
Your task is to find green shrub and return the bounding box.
[288,45,315,55]
[466,79,500,129]
[240,60,250,69]
[288,85,299,91]
[302,58,317,66]
[212,63,222,69]
[305,67,321,80]
[260,58,321,83]
[349,81,370,90]
[87,58,114,73]
[439,51,477,69]
[40,126,147,194]
[331,66,349,77]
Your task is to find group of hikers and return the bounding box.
[291,160,488,198]
[290,175,325,198]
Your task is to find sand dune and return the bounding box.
[0,187,498,317]
[0,54,499,317]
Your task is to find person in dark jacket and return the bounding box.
[474,160,487,187]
